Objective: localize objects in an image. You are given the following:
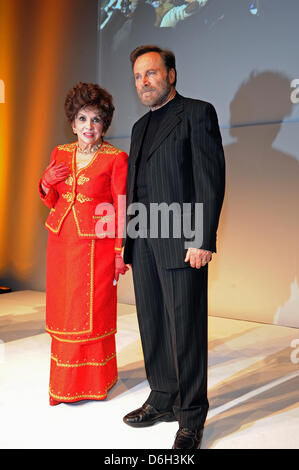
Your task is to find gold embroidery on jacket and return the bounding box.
[100,142,124,155]
[78,175,90,185]
[62,192,74,202]
[92,214,114,222]
[65,174,89,187]
[76,148,101,176]
[57,142,77,152]
[65,176,73,186]
[72,207,94,237]
[76,193,93,203]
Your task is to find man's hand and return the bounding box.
[184,248,212,269]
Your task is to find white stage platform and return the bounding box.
[0,291,298,449]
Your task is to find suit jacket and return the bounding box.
[39,141,128,252]
[123,93,225,269]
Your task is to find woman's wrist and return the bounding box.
[41,181,50,195]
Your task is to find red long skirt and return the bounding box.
[46,211,118,404]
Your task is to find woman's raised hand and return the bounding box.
[42,160,70,189]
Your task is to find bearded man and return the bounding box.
[123,45,225,449]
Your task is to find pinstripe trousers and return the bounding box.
[131,235,209,429]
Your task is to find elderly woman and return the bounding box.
[39,82,129,405]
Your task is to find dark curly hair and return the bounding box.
[64,82,114,133]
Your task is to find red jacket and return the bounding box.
[39,141,128,252]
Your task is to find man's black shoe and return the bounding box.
[123,403,176,428]
[172,427,204,449]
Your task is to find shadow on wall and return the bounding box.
[213,71,299,327]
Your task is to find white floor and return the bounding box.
[0,291,299,449]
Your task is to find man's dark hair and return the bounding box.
[130,45,177,87]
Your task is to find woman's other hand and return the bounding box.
[114,254,129,282]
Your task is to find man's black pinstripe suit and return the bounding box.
[123,92,225,429]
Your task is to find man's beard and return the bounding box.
[139,78,172,108]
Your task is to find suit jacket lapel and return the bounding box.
[127,112,151,205]
[147,93,184,160]
[131,111,151,166]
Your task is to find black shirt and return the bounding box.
[135,94,178,206]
